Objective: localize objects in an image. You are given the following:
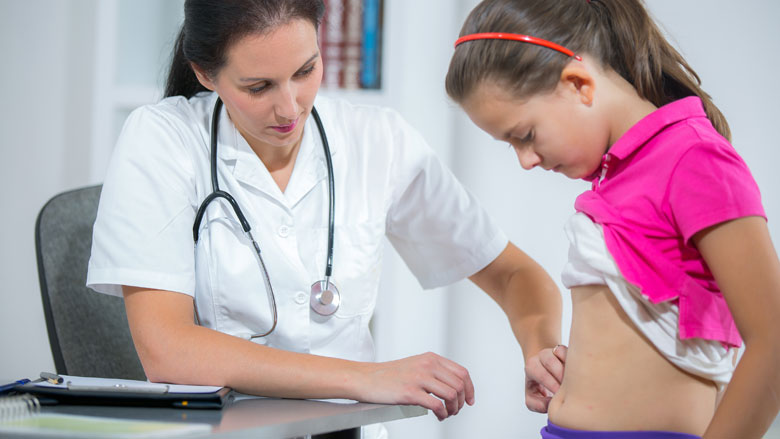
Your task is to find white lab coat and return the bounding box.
[87,90,506,379]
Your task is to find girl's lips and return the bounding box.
[271,119,298,133]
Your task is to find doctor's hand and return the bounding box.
[356,352,474,421]
[525,344,567,413]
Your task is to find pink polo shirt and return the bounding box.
[575,97,765,347]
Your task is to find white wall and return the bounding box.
[0,0,96,382]
[1,1,779,438]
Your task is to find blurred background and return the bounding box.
[1,1,778,437]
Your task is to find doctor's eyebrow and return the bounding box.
[239,52,320,82]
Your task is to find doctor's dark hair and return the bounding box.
[445,0,731,141]
[164,0,325,99]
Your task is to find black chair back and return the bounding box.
[35,185,145,380]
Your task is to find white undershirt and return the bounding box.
[561,212,735,391]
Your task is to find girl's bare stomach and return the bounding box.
[548,284,717,435]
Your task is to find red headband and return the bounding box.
[453,32,582,61]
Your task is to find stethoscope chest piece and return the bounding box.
[310,280,341,316]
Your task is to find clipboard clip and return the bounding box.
[40,372,63,385]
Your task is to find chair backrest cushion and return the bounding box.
[36,185,145,380]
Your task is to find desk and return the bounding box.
[42,395,428,438]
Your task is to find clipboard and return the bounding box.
[15,375,233,409]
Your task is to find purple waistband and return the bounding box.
[540,421,701,439]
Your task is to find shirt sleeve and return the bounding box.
[383,111,508,289]
[86,104,199,297]
[667,141,766,244]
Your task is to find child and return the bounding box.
[446,0,780,437]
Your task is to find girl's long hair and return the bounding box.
[445,0,730,140]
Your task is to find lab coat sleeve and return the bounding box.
[383,111,508,289]
[87,103,199,297]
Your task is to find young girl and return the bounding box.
[446,0,780,438]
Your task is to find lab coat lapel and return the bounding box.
[217,108,335,209]
[284,118,329,209]
[221,119,287,207]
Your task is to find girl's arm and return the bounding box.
[468,242,564,412]
[123,287,472,421]
[693,216,780,438]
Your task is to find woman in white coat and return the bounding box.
[86,0,564,430]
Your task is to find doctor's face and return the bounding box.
[196,19,323,154]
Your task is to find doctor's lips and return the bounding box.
[271,119,298,133]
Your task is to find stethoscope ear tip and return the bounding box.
[236,333,253,341]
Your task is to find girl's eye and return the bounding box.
[509,131,534,149]
[518,130,534,144]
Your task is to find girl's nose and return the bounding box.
[515,147,541,170]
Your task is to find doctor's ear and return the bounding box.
[559,60,595,106]
[191,63,216,91]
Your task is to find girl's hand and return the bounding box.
[357,352,474,421]
[525,345,567,413]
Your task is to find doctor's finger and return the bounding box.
[526,393,552,413]
[540,349,566,384]
[525,357,562,394]
[423,379,461,418]
[525,379,552,413]
[439,358,475,405]
[433,367,467,412]
[552,344,568,363]
[412,391,449,421]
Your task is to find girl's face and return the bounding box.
[194,19,322,154]
[460,79,611,180]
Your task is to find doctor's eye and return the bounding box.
[248,83,270,95]
[294,64,316,78]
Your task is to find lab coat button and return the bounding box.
[295,291,308,304]
[278,225,290,238]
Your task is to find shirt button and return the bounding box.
[295,291,308,305]
[278,225,290,238]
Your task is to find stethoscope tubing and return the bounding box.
[309,107,335,289]
[192,97,336,338]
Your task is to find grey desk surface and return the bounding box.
[40,395,427,438]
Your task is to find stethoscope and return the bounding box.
[192,97,340,339]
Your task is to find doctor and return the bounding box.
[86,0,563,431]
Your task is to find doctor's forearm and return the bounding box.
[123,287,361,399]
[469,243,562,360]
[125,288,475,419]
[148,325,363,399]
[504,264,562,361]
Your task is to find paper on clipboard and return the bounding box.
[35,375,223,394]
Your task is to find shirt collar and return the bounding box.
[215,95,339,162]
[606,96,707,161]
[214,96,333,208]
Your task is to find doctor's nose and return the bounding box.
[274,84,299,121]
[515,147,542,170]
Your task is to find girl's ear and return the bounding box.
[191,63,216,91]
[560,60,595,106]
